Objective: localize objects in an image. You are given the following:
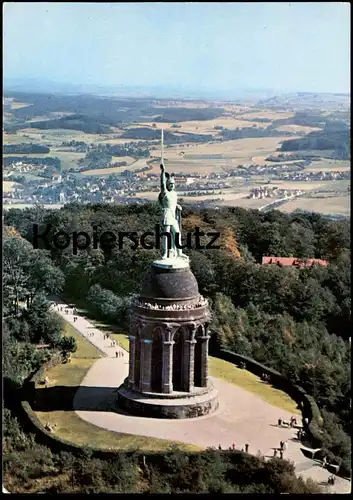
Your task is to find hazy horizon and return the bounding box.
[3,2,351,97]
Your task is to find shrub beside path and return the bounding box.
[52,299,350,494]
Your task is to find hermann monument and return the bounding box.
[117,132,219,419]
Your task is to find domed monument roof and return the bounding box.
[140,263,199,301]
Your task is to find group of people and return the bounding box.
[273,440,288,459]
[53,302,126,359]
[297,428,304,441]
[53,303,77,315]
[260,372,271,383]
[273,448,283,459]
[217,443,249,453]
[277,415,297,427]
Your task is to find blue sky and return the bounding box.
[3,2,351,95]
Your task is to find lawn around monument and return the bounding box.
[62,308,301,416]
[208,357,300,415]
[32,322,200,452]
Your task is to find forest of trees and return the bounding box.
[3,202,351,491]
[279,128,350,160]
[153,106,224,122]
[5,92,225,128]
[220,126,294,140]
[26,114,115,134]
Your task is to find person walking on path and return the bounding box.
[278,418,282,427]
[279,450,283,459]
[273,448,277,457]
[328,475,335,486]
[280,441,284,451]
[121,351,124,358]
[245,443,249,453]
[116,351,118,358]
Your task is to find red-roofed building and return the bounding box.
[262,256,328,268]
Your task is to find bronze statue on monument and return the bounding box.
[157,129,189,263]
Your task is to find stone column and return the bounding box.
[139,339,153,393]
[183,339,197,392]
[162,341,174,393]
[199,335,210,387]
[128,335,136,388]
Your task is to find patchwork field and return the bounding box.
[237,110,295,120]
[276,124,321,134]
[304,159,351,172]
[141,117,270,134]
[81,158,145,176]
[3,95,349,217]
[51,150,87,170]
[221,197,268,209]
[149,136,300,172]
[9,101,32,109]
[13,128,107,145]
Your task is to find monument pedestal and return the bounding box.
[117,379,219,419]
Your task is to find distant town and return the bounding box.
[3,154,349,207]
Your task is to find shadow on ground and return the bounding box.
[30,385,130,413]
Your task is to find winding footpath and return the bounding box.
[52,299,350,494]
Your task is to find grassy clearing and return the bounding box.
[279,195,351,216]
[109,333,130,351]
[35,406,199,451]
[304,159,351,172]
[50,150,86,170]
[238,110,295,120]
[63,322,102,359]
[276,124,322,134]
[222,197,268,209]
[3,181,15,192]
[10,102,32,109]
[76,316,130,351]
[208,357,300,415]
[38,357,95,388]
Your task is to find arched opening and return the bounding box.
[173,329,183,391]
[134,332,141,388]
[151,328,163,393]
[194,327,203,387]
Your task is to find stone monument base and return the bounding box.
[116,380,219,419]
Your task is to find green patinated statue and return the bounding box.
[158,163,188,260]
